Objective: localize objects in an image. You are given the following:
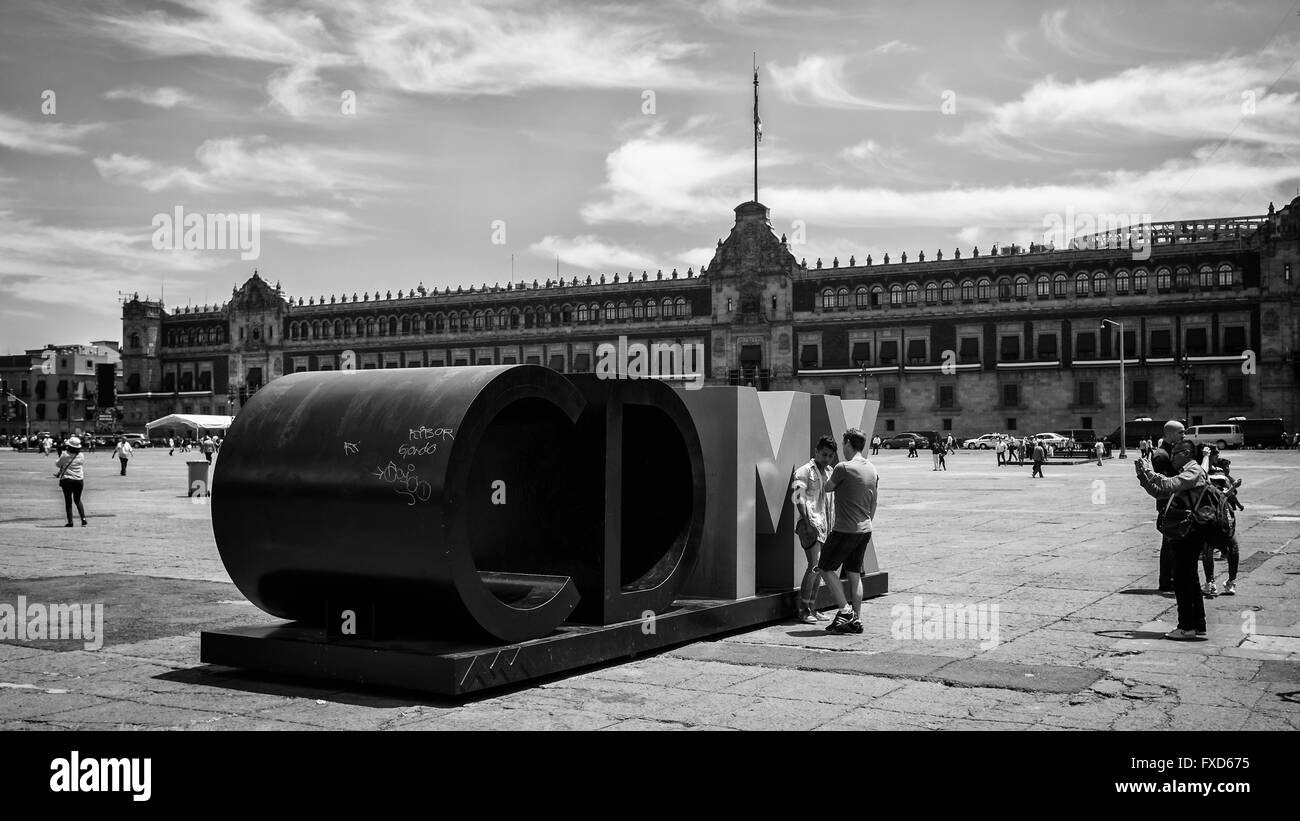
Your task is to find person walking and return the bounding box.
[1136,426,1209,639]
[112,437,133,476]
[791,436,837,624]
[53,435,87,527]
[1031,441,1045,478]
[1094,440,1105,466]
[820,427,879,635]
[907,437,918,458]
[995,436,1006,466]
[168,436,175,456]
[930,437,942,470]
[201,435,215,463]
[938,441,948,471]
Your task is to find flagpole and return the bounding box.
[753,54,759,204]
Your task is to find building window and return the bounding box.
[1175,266,1191,289]
[1014,276,1029,298]
[1226,377,1244,404]
[977,278,992,300]
[905,283,918,305]
[1075,273,1090,296]
[1133,269,1148,292]
[821,289,834,309]
[885,419,895,432]
[1093,272,1107,295]
[1223,326,1246,354]
[800,344,819,368]
[1150,329,1172,357]
[997,278,1012,301]
[851,342,870,365]
[1115,270,1129,294]
[958,336,979,364]
[999,336,1021,361]
[855,287,870,308]
[130,333,141,348]
[890,285,903,305]
[960,280,975,301]
[939,385,955,409]
[577,305,589,322]
[645,301,657,320]
[1037,334,1058,360]
[617,301,630,320]
[1156,267,1171,290]
[1077,381,1096,406]
[882,386,897,410]
[1053,273,1067,297]
[1035,276,1049,297]
[1001,383,1019,406]
[879,340,899,365]
[1217,264,1234,286]
[924,282,938,305]
[1121,330,1136,357]
[941,281,954,303]
[1006,417,1017,431]
[1186,328,1208,356]
[1075,331,1096,359]
[906,339,927,364]
[1132,379,1150,406]
[836,288,849,308]
[870,286,883,308]
[942,418,953,431]
[1198,265,1214,288]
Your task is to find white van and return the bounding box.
[1185,424,1243,450]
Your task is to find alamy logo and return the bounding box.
[890,596,1000,649]
[1041,208,1152,261]
[50,751,151,801]
[0,596,104,650]
[151,206,261,261]
[595,335,706,390]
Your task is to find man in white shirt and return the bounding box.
[113,438,133,476]
[791,436,837,624]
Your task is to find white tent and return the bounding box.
[145,414,234,435]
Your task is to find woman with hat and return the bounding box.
[53,435,88,527]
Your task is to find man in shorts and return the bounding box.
[819,427,880,634]
[791,436,837,624]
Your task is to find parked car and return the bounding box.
[1185,424,1243,450]
[121,433,149,447]
[911,430,942,447]
[1032,432,1071,448]
[1054,428,1098,447]
[882,432,929,449]
[1220,417,1286,448]
[964,433,1002,449]
[1104,418,1171,449]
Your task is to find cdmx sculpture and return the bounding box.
[204,365,884,694]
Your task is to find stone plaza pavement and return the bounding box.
[1,444,1298,731]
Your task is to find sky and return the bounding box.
[1,0,1299,353]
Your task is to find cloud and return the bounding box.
[949,45,1300,153]
[94,136,396,196]
[871,40,917,55]
[531,235,660,271]
[767,54,930,111]
[0,111,101,156]
[102,86,197,109]
[258,205,368,246]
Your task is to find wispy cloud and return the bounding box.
[102,86,197,109]
[531,235,661,271]
[767,54,930,111]
[0,111,101,156]
[94,136,398,197]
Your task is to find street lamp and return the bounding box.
[1178,352,1193,427]
[1101,318,1127,459]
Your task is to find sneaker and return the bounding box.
[798,611,818,624]
[843,617,864,634]
[1223,580,1236,596]
[826,611,853,633]
[1164,628,1205,641]
[1202,581,1218,598]
[812,608,829,622]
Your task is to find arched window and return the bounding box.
[889,284,903,305]
[1198,264,1214,288]
[854,286,869,308]
[617,301,630,320]
[473,311,483,330]
[905,283,918,305]
[423,315,433,333]
[343,319,353,336]
[1093,271,1108,295]
[1075,273,1091,296]
[1175,266,1191,289]
[486,312,497,330]
[1115,270,1130,294]
[870,285,884,308]
[433,315,443,333]
[644,300,656,320]
[312,321,321,339]
[1014,276,1029,298]
[997,277,1012,300]
[977,278,992,300]
[460,311,470,331]
[1217,263,1234,286]
[836,288,849,308]
[1133,268,1149,292]
[1035,276,1049,297]
[674,297,688,317]
[388,317,398,335]
[603,301,615,321]
[632,300,644,320]
[924,282,938,305]
[499,309,509,328]
[1053,273,1067,297]
[960,279,975,301]
[130,332,141,348]
[366,318,376,337]
[577,305,590,322]
[401,316,412,334]
[1156,267,1171,290]
[662,298,674,318]
[941,281,955,303]
[289,324,299,340]
[821,288,835,309]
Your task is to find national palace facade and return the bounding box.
[118,195,1300,439]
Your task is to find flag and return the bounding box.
[753,68,762,142]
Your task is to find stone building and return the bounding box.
[117,195,1300,439]
[0,342,122,437]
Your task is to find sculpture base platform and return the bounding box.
[201,572,888,696]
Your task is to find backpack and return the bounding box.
[1161,482,1234,540]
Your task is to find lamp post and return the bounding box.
[1178,352,1193,426]
[1101,318,1127,459]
